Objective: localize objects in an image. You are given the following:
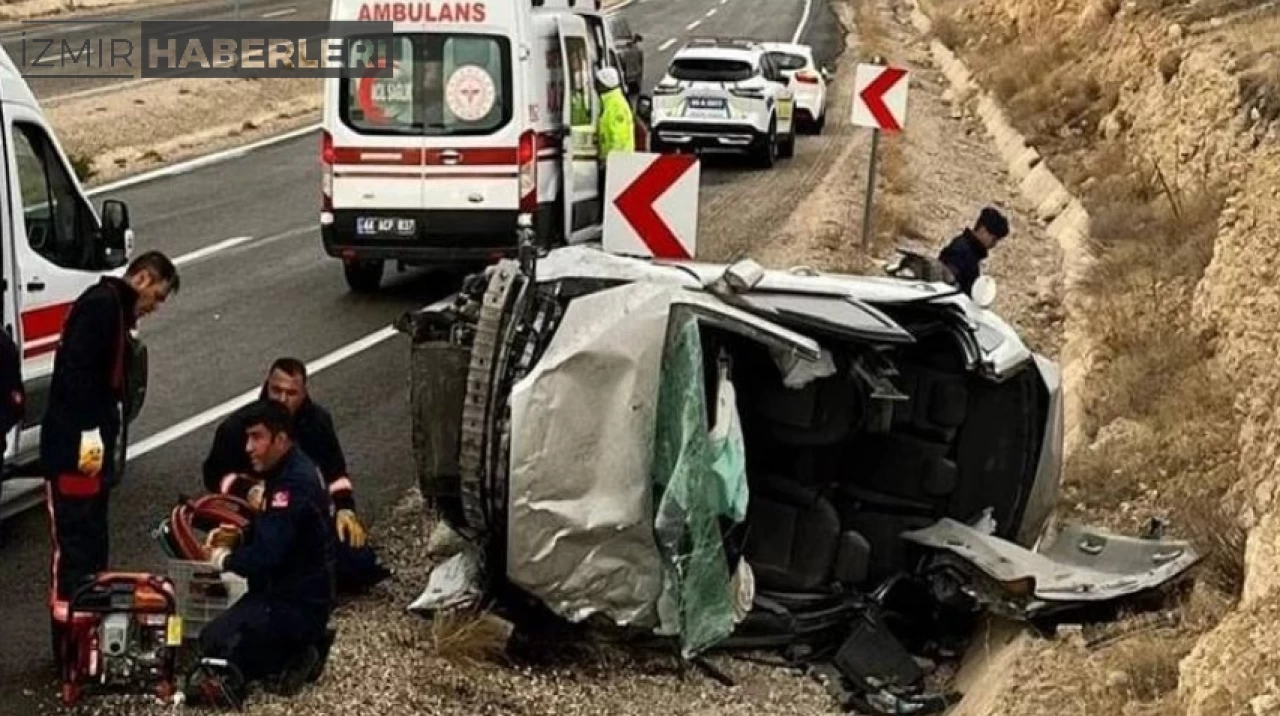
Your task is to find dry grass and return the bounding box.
[1238,53,1280,124]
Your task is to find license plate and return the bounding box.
[356,217,417,237]
[685,96,728,117]
[166,615,184,646]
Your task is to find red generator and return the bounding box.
[59,572,182,707]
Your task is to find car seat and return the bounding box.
[743,476,873,593]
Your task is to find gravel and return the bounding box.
[66,489,840,716]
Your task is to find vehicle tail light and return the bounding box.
[518,130,537,213]
[321,130,334,212]
[729,87,764,99]
[653,82,680,95]
[795,70,820,84]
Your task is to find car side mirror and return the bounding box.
[100,198,133,256]
[636,94,653,124]
[821,65,834,80]
[971,276,998,308]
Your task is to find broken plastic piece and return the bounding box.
[408,547,484,615]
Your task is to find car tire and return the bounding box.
[754,119,778,169]
[343,259,384,293]
[815,112,826,135]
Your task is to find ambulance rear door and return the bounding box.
[419,9,522,223]
[330,22,428,241]
[555,13,600,244]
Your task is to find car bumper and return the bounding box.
[322,207,555,264]
[651,121,769,150]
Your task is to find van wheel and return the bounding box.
[343,260,384,293]
[754,120,778,169]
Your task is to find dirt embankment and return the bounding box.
[919,0,1280,712]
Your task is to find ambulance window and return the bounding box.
[11,123,92,270]
[341,36,418,134]
[339,34,513,137]
[565,37,592,127]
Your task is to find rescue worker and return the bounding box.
[937,206,1010,297]
[191,400,336,706]
[202,357,391,594]
[595,66,635,198]
[43,251,179,672]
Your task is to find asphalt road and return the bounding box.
[0,0,835,710]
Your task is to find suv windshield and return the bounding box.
[669,57,755,82]
[339,33,512,136]
[765,51,808,71]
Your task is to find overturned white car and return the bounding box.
[397,243,1198,711]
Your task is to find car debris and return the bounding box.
[395,242,1200,713]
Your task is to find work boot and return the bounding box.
[307,629,337,683]
[268,646,319,697]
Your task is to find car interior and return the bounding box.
[693,317,1050,605]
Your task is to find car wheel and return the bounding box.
[815,111,826,135]
[343,259,384,293]
[755,119,777,169]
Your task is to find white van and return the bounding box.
[321,0,623,292]
[0,47,143,515]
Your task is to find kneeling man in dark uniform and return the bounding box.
[194,400,336,705]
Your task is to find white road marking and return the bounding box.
[706,7,717,17]
[262,7,296,17]
[686,19,701,30]
[173,236,254,266]
[658,38,677,51]
[128,325,401,460]
[172,225,313,268]
[87,123,322,197]
[792,0,813,43]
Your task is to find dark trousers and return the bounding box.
[199,592,322,683]
[335,542,391,595]
[47,471,110,670]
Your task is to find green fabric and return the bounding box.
[652,315,749,658]
[598,87,636,158]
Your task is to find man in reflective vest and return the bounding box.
[595,66,635,199]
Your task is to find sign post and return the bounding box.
[851,59,909,247]
[603,151,701,260]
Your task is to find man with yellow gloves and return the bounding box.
[595,66,635,196]
[202,358,391,595]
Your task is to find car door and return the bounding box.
[0,103,17,465]
[762,54,795,135]
[4,107,120,447]
[556,15,601,243]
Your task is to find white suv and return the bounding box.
[649,38,797,167]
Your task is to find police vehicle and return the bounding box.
[647,37,797,167]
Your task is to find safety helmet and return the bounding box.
[595,66,621,90]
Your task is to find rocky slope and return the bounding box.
[920,0,1280,712]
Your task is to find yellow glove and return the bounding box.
[205,526,241,551]
[78,429,104,476]
[208,546,231,571]
[335,509,366,549]
[246,483,266,512]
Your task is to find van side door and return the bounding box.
[0,102,17,465]
[4,106,123,446]
[555,15,601,243]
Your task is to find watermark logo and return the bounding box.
[18,21,399,79]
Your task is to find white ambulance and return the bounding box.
[0,47,144,514]
[321,0,625,292]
